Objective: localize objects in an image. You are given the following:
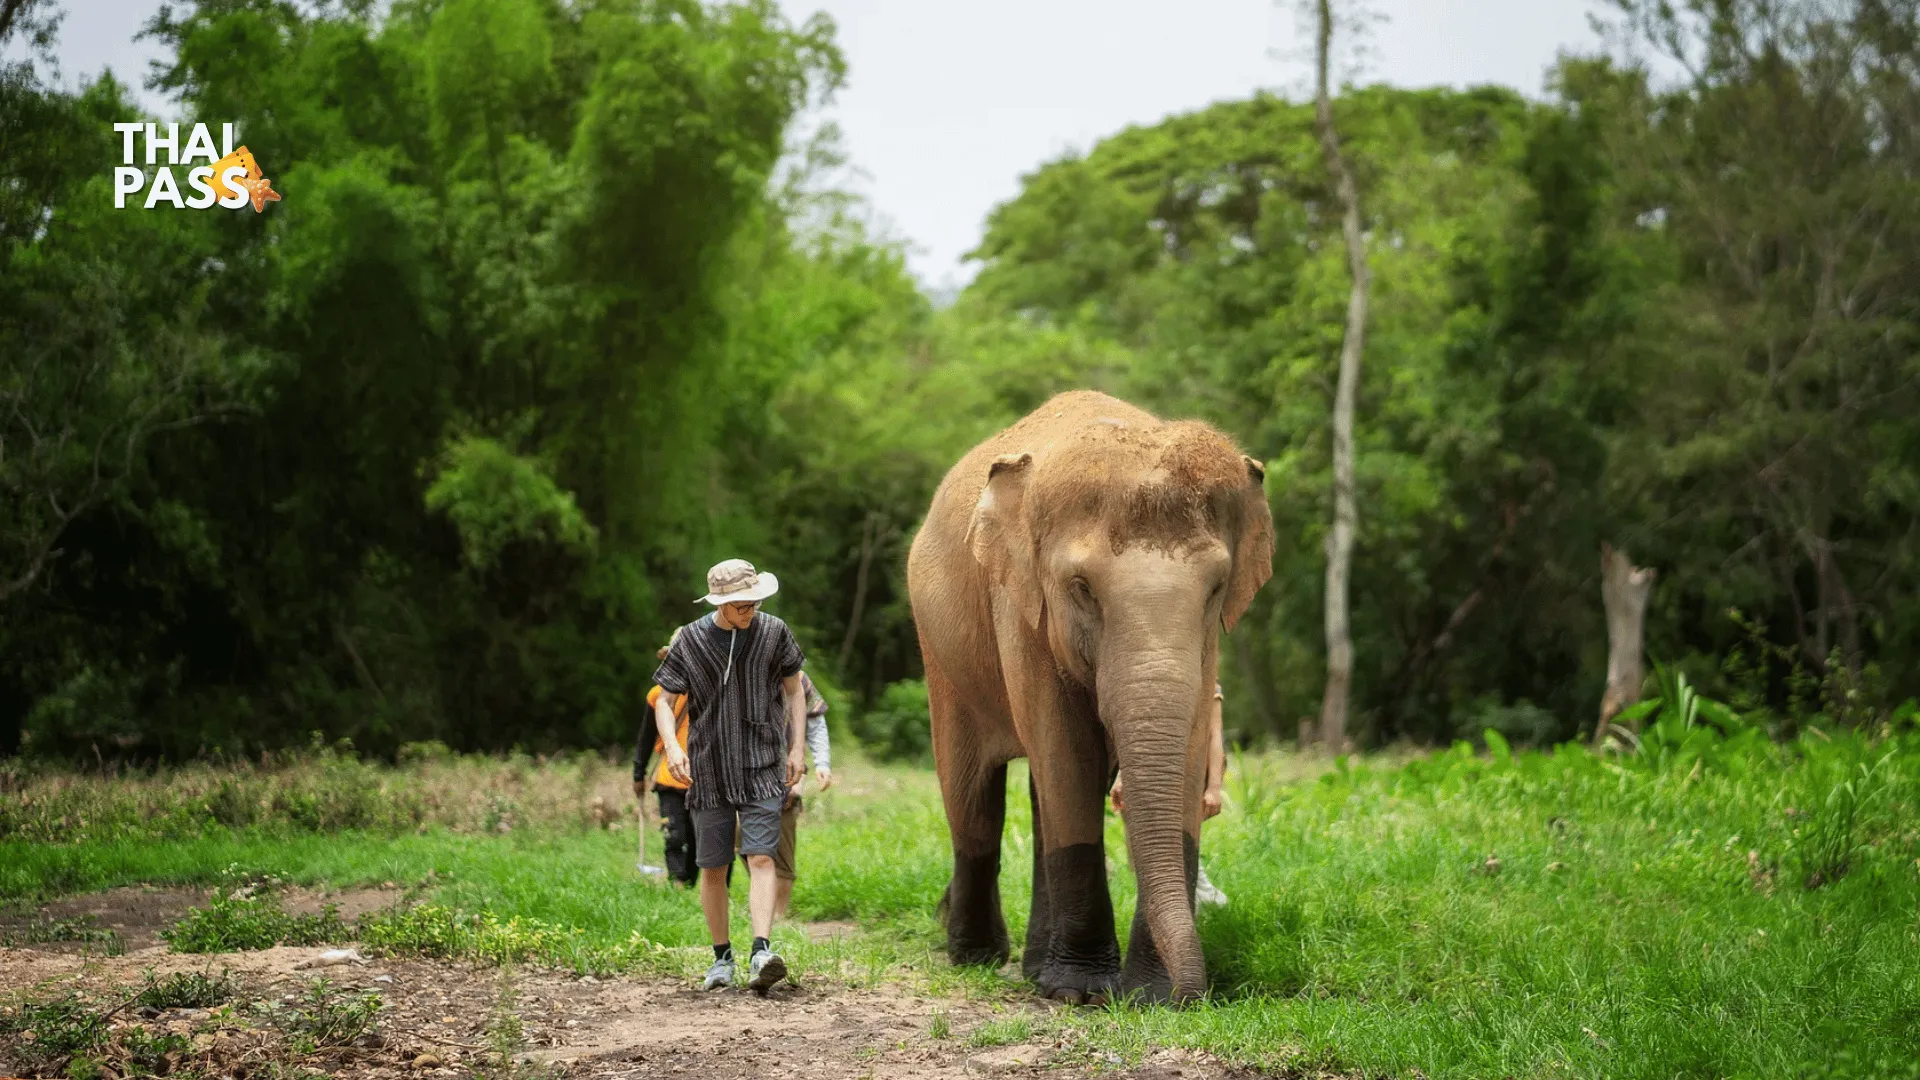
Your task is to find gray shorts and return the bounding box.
[692,795,785,867]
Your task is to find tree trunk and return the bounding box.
[838,514,877,672]
[1313,0,1368,755]
[1595,542,1656,747]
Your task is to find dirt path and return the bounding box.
[0,891,1253,1080]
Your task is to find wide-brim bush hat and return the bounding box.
[698,558,780,605]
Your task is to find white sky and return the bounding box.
[33,0,1607,290]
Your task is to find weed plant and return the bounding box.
[0,993,110,1074]
[966,1015,1033,1048]
[253,979,382,1053]
[135,968,239,1010]
[161,878,350,952]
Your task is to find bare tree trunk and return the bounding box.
[1595,543,1656,747]
[838,513,880,674]
[1313,0,1368,755]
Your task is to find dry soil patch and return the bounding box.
[0,889,1261,1079]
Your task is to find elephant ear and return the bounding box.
[1224,455,1273,633]
[967,452,1043,632]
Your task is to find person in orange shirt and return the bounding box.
[634,632,697,886]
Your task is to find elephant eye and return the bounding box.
[1070,577,1096,605]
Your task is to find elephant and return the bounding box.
[907,390,1274,1004]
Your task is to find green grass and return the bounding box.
[6,729,1920,1079]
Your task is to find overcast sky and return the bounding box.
[33,0,1607,290]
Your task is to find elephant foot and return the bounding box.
[948,938,1010,967]
[1033,961,1120,1006]
[944,855,1010,967]
[1118,968,1174,1005]
[1019,941,1051,983]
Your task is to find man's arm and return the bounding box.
[656,692,690,785]
[806,709,832,788]
[782,673,806,787]
[803,675,833,787]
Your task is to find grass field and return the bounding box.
[6,720,1920,1080]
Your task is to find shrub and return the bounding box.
[136,968,239,1009]
[254,979,381,1052]
[357,903,661,975]
[1791,749,1896,889]
[161,883,350,953]
[850,679,932,764]
[0,992,109,1073]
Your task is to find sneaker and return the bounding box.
[701,955,735,991]
[747,948,787,992]
[1195,865,1229,908]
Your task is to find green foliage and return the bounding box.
[357,902,660,975]
[161,882,350,953]
[253,979,381,1052]
[118,1027,192,1078]
[0,993,109,1074]
[965,1015,1033,1048]
[423,436,597,572]
[0,0,849,759]
[1,0,1916,774]
[135,968,239,1010]
[848,679,931,764]
[0,744,628,843]
[1790,749,1896,891]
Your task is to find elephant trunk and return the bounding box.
[1101,651,1207,1001]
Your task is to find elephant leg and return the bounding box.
[943,760,1009,965]
[1021,773,1050,981]
[1027,716,1121,1004]
[1121,831,1199,1002]
[930,657,1011,967]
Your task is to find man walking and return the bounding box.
[654,559,807,994]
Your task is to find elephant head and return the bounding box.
[966,419,1273,1000]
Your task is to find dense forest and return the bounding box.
[3,0,1916,761]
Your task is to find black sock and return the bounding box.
[713,942,732,961]
[752,936,770,956]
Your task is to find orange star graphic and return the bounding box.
[239,174,281,213]
[210,146,260,200]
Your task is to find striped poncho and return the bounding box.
[652,612,806,809]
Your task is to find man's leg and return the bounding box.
[746,853,779,941]
[700,865,732,941]
[737,796,789,991]
[772,796,799,920]
[690,804,740,989]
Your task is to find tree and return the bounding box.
[1600,0,1920,702]
[1310,0,1370,753]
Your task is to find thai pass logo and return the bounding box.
[112,122,282,213]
